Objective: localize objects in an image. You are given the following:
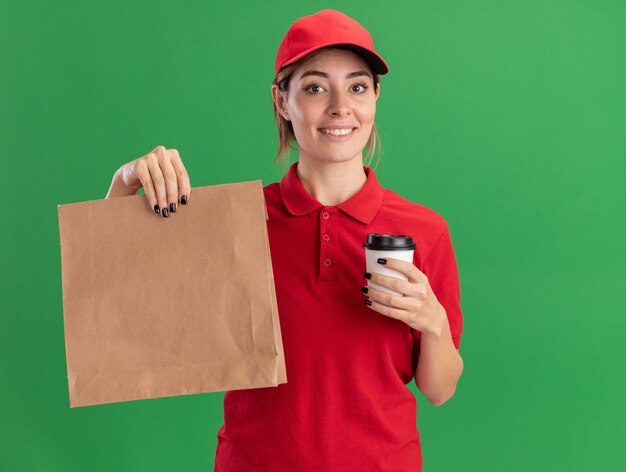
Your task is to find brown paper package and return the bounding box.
[57,180,286,407]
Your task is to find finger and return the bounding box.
[365,271,425,298]
[376,257,428,284]
[169,149,191,204]
[130,159,160,214]
[364,297,413,325]
[159,149,179,213]
[146,152,169,217]
[361,285,416,311]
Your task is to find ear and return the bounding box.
[374,82,380,101]
[271,84,290,121]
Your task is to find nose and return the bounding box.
[327,90,352,117]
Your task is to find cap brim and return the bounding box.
[280,42,389,75]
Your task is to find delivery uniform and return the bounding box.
[214,161,463,472]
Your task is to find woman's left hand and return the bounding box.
[361,257,447,337]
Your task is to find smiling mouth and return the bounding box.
[318,127,357,136]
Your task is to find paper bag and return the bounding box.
[57,180,286,407]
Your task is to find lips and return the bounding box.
[317,127,356,141]
[318,127,356,136]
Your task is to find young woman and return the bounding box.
[106,9,463,471]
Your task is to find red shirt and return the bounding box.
[214,162,463,471]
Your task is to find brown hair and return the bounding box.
[272,47,382,172]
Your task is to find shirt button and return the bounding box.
[324,258,332,266]
[323,234,330,241]
[322,211,330,220]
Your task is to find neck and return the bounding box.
[296,157,368,206]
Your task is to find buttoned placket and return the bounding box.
[318,207,337,282]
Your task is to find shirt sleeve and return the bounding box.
[412,223,463,355]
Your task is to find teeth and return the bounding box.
[320,128,354,136]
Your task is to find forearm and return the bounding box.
[414,309,463,406]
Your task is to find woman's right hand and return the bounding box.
[106,145,192,218]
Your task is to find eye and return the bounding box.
[305,84,325,94]
[352,82,369,93]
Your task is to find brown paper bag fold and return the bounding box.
[58,180,286,407]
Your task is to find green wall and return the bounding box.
[1,1,624,470]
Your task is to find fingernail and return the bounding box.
[154,205,160,214]
[360,286,368,294]
[170,203,177,213]
[162,208,169,218]
[363,272,371,279]
[365,299,372,306]
[377,258,387,264]
[181,195,188,205]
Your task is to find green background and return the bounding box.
[1,0,625,470]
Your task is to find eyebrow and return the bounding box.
[298,69,372,81]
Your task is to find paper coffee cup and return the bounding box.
[363,234,416,296]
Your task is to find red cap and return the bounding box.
[275,9,389,77]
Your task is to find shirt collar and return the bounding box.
[279,161,383,225]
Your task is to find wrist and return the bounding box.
[422,304,449,340]
[106,168,136,198]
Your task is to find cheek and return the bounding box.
[357,106,377,143]
[287,109,317,146]
[354,99,376,123]
[288,101,316,130]
[361,102,377,122]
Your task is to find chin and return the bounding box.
[321,142,368,160]
[313,151,364,164]
[299,138,368,164]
